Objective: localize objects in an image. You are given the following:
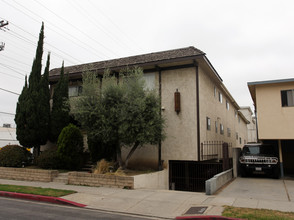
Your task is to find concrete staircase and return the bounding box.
[53,172,69,184]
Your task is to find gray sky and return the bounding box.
[1,0,294,127]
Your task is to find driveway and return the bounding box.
[215,177,294,212]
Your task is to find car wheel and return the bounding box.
[272,167,280,179]
[240,167,247,177]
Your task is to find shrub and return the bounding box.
[93,159,115,174]
[37,147,63,169]
[57,124,84,170]
[0,145,31,167]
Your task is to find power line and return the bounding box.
[0,63,25,76]
[6,27,80,65]
[0,87,20,95]
[88,0,145,52]
[9,22,82,64]
[0,139,18,141]
[0,54,31,67]
[1,1,108,60]
[70,0,132,53]
[0,71,24,80]
[32,0,120,58]
[0,111,15,115]
[8,0,116,59]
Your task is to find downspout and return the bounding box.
[158,67,163,170]
[254,107,259,142]
[194,61,201,161]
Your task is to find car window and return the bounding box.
[243,145,275,155]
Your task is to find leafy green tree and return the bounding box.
[15,23,51,157]
[72,67,165,169]
[50,62,70,143]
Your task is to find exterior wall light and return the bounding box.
[174,89,181,114]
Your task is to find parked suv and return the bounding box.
[239,143,279,178]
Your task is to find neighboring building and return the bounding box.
[49,46,248,190]
[248,78,294,177]
[239,106,257,143]
[0,125,19,148]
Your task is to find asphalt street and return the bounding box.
[0,197,161,220]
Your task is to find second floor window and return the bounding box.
[219,92,223,103]
[281,89,294,107]
[69,85,83,97]
[206,117,211,130]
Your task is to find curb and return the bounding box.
[0,191,86,207]
[176,216,244,220]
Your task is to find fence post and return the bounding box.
[222,142,229,171]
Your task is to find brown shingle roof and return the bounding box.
[49,46,205,78]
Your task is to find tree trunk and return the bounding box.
[116,144,125,169]
[124,141,140,169]
[33,145,40,164]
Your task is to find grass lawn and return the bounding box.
[0,184,76,197]
[223,206,294,220]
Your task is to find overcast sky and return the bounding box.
[1,0,294,127]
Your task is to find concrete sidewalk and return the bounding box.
[0,178,293,219]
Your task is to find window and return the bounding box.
[215,121,218,133]
[227,128,231,137]
[69,85,83,97]
[214,86,217,97]
[143,72,156,90]
[218,92,223,103]
[234,110,237,118]
[281,89,294,107]
[206,117,211,130]
[226,100,230,110]
[220,124,224,135]
[239,137,242,144]
[236,132,238,140]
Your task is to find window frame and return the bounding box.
[281,89,294,107]
[220,123,224,135]
[218,92,223,103]
[206,117,211,131]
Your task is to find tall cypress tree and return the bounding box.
[50,61,70,143]
[15,76,30,147]
[15,23,51,157]
[38,53,51,144]
[25,22,44,156]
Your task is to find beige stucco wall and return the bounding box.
[125,67,198,168]
[239,107,257,143]
[161,67,198,161]
[255,82,294,139]
[199,67,248,148]
[125,65,248,168]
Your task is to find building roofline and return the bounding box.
[49,46,206,79]
[248,78,294,108]
[248,78,294,86]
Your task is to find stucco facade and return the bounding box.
[239,106,257,143]
[49,47,249,170]
[248,79,294,140]
[248,78,294,176]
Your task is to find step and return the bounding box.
[53,172,69,184]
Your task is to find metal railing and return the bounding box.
[200,141,232,161]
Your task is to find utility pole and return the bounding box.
[0,20,9,52]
